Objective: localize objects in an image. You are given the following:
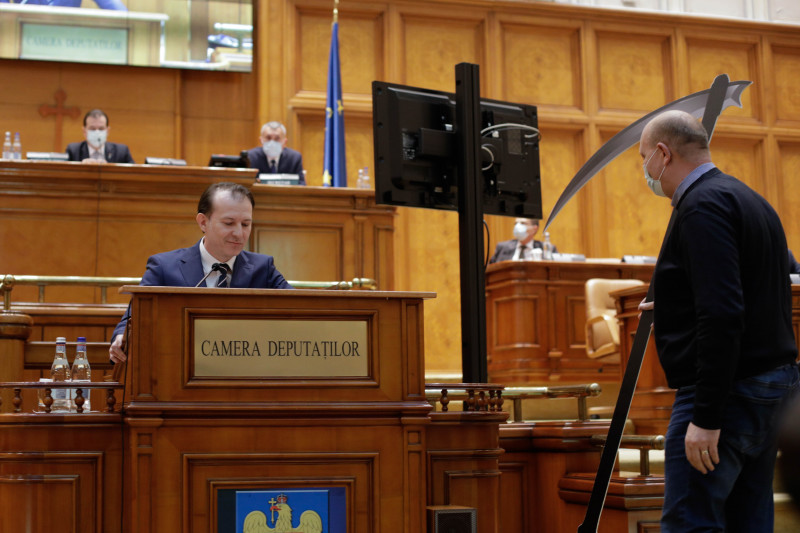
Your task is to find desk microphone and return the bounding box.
[195,262,227,287]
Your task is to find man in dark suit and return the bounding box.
[66,109,134,164]
[246,121,305,184]
[488,218,557,263]
[637,110,798,531]
[108,182,292,363]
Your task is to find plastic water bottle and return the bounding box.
[359,166,371,189]
[542,231,554,260]
[356,167,365,189]
[2,131,11,160]
[12,132,21,160]
[71,336,91,411]
[50,337,71,411]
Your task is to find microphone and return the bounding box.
[217,262,232,287]
[195,262,226,288]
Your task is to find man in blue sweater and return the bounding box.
[638,110,799,532]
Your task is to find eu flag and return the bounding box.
[322,21,347,187]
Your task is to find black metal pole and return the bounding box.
[454,62,487,383]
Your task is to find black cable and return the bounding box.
[483,218,491,270]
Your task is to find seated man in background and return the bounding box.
[489,218,557,263]
[66,109,134,164]
[246,121,305,184]
[108,182,293,363]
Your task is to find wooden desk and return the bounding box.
[0,161,395,303]
[1,288,435,532]
[485,260,653,384]
[613,284,673,435]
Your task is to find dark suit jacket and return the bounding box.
[66,141,135,164]
[112,241,292,339]
[246,146,305,184]
[488,238,557,264]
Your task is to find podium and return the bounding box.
[0,287,436,532]
[485,260,653,384]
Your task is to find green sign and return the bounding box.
[21,24,127,64]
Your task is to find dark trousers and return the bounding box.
[661,363,800,532]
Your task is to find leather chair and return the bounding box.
[584,278,645,363]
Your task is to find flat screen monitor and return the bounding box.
[0,0,253,72]
[372,81,542,219]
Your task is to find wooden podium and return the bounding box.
[485,260,653,385]
[0,287,436,532]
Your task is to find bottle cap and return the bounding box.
[56,336,66,343]
[77,336,86,342]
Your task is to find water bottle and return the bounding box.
[50,337,71,411]
[2,131,11,160]
[359,166,371,189]
[12,132,21,160]
[542,231,554,260]
[71,336,91,411]
[356,167,365,189]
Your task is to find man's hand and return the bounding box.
[108,334,126,363]
[685,422,720,474]
[81,158,106,165]
[638,298,654,322]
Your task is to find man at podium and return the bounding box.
[66,109,134,164]
[108,182,293,363]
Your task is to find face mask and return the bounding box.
[643,147,667,197]
[86,129,107,148]
[263,140,282,160]
[513,223,529,241]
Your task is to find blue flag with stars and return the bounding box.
[323,21,347,187]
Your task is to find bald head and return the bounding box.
[641,110,710,162]
[638,110,713,198]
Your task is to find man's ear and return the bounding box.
[196,212,207,233]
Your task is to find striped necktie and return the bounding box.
[215,263,231,287]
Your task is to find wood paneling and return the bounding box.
[2,0,800,376]
[499,19,583,110]
[594,29,674,114]
[685,35,761,121]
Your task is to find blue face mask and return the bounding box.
[643,147,667,197]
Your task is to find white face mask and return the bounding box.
[513,222,529,241]
[86,129,107,148]
[263,140,282,160]
[643,147,667,197]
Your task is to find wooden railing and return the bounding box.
[425,382,602,421]
[591,433,665,476]
[0,274,378,310]
[0,381,124,413]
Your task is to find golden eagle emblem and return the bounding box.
[243,493,323,533]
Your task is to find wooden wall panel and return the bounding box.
[771,44,800,124]
[594,29,673,114]
[597,128,672,259]
[685,36,761,121]
[536,127,589,256]
[400,11,486,90]
[707,135,766,192]
[297,8,384,95]
[498,20,583,109]
[776,141,800,252]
